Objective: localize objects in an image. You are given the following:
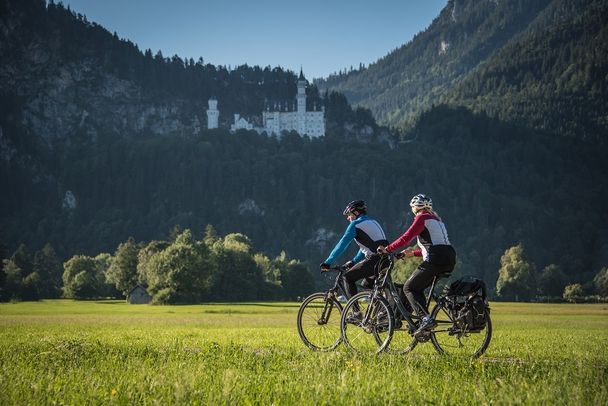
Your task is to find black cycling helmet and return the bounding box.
[343,200,367,216]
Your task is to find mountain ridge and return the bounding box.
[317,0,608,139]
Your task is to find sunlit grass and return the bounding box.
[0,301,606,404]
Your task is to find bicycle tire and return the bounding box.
[429,303,492,358]
[383,317,418,355]
[341,291,394,354]
[297,292,343,351]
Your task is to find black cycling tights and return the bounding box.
[404,261,453,317]
[343,256,380,298]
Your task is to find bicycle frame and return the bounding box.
[369,254,449,332]
[317,267,348,324]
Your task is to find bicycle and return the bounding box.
[340,253,492,357]
[296,265,348,351]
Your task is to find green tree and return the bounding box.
[496,244,536,301]
[63,254,115,299]
[106,237,140,296]
[1,259,23,301]
[203,224,219,246]
[137,240,170,286]
[253,253,281,286]
[21,271,41,301]
[146,229,213,304]
[253,252,283,299]
[208,233,261,301]
[11,244,33,276]
[538,264,568,298]
[279,259,315,301]
[1,257,40,301]
[272,251,315,300]
[563,283,584,303]
[63,255,98,299]
[94,253,117,298]
[593,267,608,297]
[0,244,7,300]
[32,243,63,298]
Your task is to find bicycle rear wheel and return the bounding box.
[341,292,393,354]
[297,292,343,351]
[429,303,492,358]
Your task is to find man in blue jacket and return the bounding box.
[320,200,389,302]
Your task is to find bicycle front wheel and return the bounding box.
[430,303,492,358]
[384,315,418,355]
[341,292,394,354]
[297,292,343,351]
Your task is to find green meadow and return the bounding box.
[0,300,607,405]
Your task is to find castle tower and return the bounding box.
[206,98,219,129]
[297,68,306,113]
[297,68,307,134]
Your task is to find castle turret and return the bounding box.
[297,68,306,114]
[297,68,307,134]
[206,98,219,129]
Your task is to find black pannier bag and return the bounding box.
[444,277,489,332]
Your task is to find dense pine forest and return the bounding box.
[1,0,607,302]
[318,0,608,139]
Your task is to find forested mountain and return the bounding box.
[317,0,608,139]
[0,0,328,147]
[1,0,607,300]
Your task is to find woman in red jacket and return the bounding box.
[377,194,456,337]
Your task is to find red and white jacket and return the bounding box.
[387,212,456,265]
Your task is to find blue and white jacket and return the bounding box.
[324,215,389,265]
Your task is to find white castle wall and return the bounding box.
[210,71,325,137]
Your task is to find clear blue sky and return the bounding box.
[63,0,447,79]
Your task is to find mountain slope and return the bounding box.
[445,0,608,139]
[0,0,327,150]
[317,0,608,139]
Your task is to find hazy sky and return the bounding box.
[63,0,447,79]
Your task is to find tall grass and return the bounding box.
[1,301,606,404]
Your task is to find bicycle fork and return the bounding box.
[360,290,382,333]
[318,292,336,325]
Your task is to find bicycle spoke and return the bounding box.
[342,292,393,353]
[297,293,342,351]
[430,304,492,358]
[384,316,417,354]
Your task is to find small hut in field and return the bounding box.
[127,285,151,304]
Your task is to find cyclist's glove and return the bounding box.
[319,262,331,272]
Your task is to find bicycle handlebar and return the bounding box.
[320,265,347,274]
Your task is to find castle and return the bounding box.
[206,69,325,137]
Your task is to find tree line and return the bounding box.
[0,225,315,303]
[496,244,608,303]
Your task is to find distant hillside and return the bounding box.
[0,0,384,153]
[317,0,608,139]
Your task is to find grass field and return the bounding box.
[1,300,607,405]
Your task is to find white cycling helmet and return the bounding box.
[410,194,432,211]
